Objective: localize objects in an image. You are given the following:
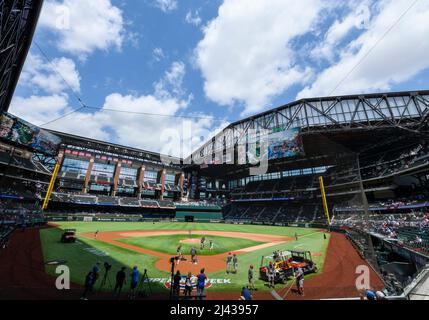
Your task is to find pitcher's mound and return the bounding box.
[180,238,201,245]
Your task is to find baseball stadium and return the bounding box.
[1,1,429,302]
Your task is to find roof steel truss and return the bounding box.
[0,0,42,111]
[188,91,429,163]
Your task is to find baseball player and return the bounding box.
[233,254,238,273]
[226,253,233,274]
[176,245,182,265]
[200,236,206,250]
[190,247,198,264]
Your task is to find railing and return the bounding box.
[404,265,429,299]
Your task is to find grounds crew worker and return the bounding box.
[295,267,305,296]
[248,265,255,290]
[267,261,275,288]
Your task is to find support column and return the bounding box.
[175,172,185,200]
[83,157,95,194]
[42,151,64,210]
[318,176,331,225]
[157,169,166,200]
[136,165,145,199]
[57,151,65,176]
[111,161,122,197]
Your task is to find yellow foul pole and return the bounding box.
[318,176,331,225]
[42,154,63,210]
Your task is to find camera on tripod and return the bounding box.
[104,262,112,272]
[99,262,113,290]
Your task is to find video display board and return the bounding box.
[266,127,304,160]
[246,127,304,162]
[0,112,61,156]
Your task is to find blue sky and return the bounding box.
[9,0,429,157]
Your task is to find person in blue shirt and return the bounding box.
[196,268,207,300]
[129,266,139,300]
[366,289,377,300]
[80,271,95,300]
[241,287,253,300]
[92,262,100,273]
[92,262,101,287]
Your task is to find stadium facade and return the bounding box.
[1,1,428,224]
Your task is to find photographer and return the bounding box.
[129,266,139,300]
[184,272,193,299]
[80,271,95,300]
[113,267,127,299]
[173,270,181,298]
[92,262,101,287]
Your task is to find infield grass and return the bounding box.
[117,234,264,256]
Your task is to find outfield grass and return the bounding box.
[40,222,330,293]
[117,234,264,256]
[51,221,319,236]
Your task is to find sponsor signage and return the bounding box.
[145,277,232,290]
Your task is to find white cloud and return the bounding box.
[154,61,188,100]
[185,10,202,27]
[152,47,165,62]
[20,54,81,94]
[29,93,218,158]
[195,0,325,116]
[93,94,212,157]
[153,0,177,12]
[311,1,372,61]
[9,94,70,126]
[9,61,218,158]
[298,0,429,99]
[39,0,125,59]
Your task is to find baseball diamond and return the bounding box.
[1,0,429,305]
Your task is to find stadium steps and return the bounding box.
[312,206,318,222]
[239,207,250,218]
[33,161,52,174]
[271,207,282,223]
[256,207,266,220]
